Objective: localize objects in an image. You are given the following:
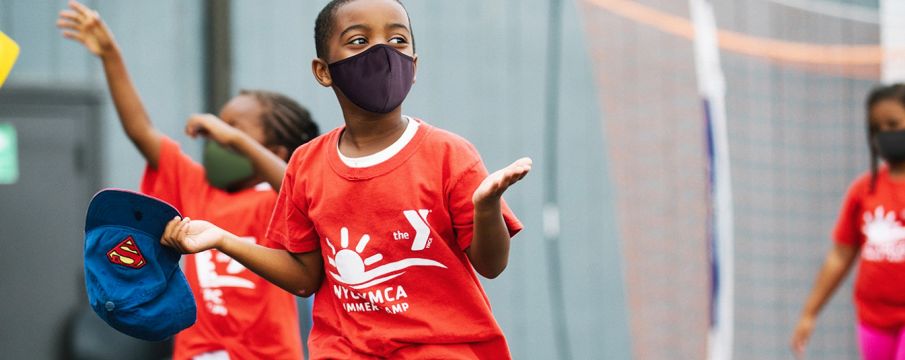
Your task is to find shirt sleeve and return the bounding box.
[833,180,865,247]
[264,157,320,253]
[140,136,209,211]
[448,159,524,251]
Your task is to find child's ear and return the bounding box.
[312,58,333,87]
[412,54,419,84]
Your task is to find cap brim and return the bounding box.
[86,189,180,239]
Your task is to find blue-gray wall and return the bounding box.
[2,0,205,188]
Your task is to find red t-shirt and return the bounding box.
[266,119,522,359]
[834,167,905,328]
[142,136,303,360]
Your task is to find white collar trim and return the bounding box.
[338,116,419,168]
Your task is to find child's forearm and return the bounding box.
[99,48,162,168]
[228,132,288,192]
[467,199,511,279]
[218,231,323,297]
[799,244,858,319]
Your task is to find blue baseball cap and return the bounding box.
[84,189,196,341]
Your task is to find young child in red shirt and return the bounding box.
[792,84,905,360]
[58,2,321,359]
[161,0,531,358]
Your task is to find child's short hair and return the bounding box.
[240,89,320,157]
[313,0,415,59]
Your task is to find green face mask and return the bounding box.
[202,141,254,190]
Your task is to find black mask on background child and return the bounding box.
[877,129,905,164]
[328,44,415,114]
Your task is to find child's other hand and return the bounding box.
[57,1,116,57]
[185,114,242,147]
[161,217,224,254]
[790,315,815,359]
[473,157,532,207]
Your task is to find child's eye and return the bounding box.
[348,38,367,45]
[389,36,408,44]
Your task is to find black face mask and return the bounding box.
[877,129,905,164]
[328,44,415,114]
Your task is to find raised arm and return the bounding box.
[185,114,288,191]
[57,0,163,167]
[466,157,532,279]
[161,217,323,297]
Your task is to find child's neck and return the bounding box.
[890,162,905,180]
[339,106,408,158]
[227,174,267,193]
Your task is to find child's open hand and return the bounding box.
[185,114,242,147]
[56,1,116,57]
[473,157,532,207]
[161,217,224,254]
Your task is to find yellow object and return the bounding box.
[0,31,20,89]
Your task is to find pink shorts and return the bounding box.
[859,322,905,360]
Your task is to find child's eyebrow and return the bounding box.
[339,24,370,39]
[386,23,410,33]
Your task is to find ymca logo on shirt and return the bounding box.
[862,207,905,262]
[401,209,431,250]
[195,236,256,316]
[327,210,447,315]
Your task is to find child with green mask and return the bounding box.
[58,1,322,358]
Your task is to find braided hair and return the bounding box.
[240,89,319,159]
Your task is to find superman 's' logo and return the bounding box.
[107,236,146,269]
